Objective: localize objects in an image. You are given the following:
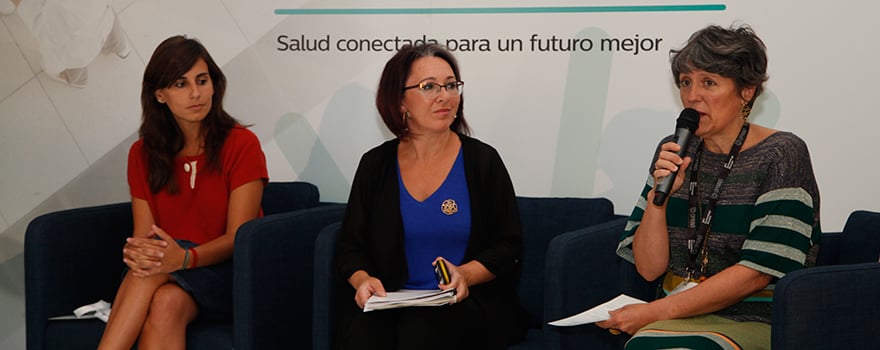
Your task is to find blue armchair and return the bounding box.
[771,210,880,350]
[544,210,880,350]
[24,181,341,350]
[312,196,620,349]
[233,200,345,350]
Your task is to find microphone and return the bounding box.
[652,108,700,206]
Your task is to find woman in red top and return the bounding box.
[98,35,267,349]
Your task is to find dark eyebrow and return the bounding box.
[176,72,209,81]
[417,76,456,84]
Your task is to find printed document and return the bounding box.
[548,294,646,326]
[364,288,456,312]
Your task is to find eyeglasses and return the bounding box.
[402,81,464,97]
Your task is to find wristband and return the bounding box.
[181,248,190,271]
[189,248,199,269]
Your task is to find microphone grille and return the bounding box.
[676,108,700,131]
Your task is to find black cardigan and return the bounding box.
[335,133,524,296]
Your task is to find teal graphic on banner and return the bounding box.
[275,5,727,15]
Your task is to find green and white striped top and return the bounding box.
[617,131,821,323]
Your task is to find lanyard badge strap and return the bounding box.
[685,123,750,280]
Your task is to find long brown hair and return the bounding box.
[140,35,237,193]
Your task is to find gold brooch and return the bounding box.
[441,199,458,215]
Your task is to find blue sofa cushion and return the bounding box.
[261,181,319,215]
[313,197,618,350]
[543,209,880,350]
[839,210,880,264]
[516,197,615,328]
[42,321,234,350]
[772,262,880,350]
[25,181,323,350]
[234,204,346,350]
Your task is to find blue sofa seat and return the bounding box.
[771,210,880,350]
[24,181,342,350]
[312,196,620,349]
[233,202,345,349]
[544,210,880,350]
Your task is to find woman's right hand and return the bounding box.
[651,141,692,203]
[123,225,187,277]
[349,271,386,309]
[122,235,168,277]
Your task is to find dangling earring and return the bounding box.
[741,102,752,121]
[403,111,410,131]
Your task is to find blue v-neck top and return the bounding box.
[398,149,471,289]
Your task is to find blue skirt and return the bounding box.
[165,240,233,320]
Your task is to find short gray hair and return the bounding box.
[670,24,768,104]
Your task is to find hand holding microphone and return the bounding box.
[652,108,700,206]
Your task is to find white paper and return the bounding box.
[48,299,111,322]
[548,294,646,326]
[363,289,456,312]
[668,280,699,296]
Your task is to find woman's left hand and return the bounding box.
[434,257,469,303]
[596,302,660,335]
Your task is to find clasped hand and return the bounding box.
[122,224,184,277]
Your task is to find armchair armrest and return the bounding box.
[839,210,880,264]
[312,222,342,350]
[261,181,320,215]
[232,204,345,350]
[542,217,628,350]
[815,232,842,266]
[25,203,132,350]
[771,262,880,350]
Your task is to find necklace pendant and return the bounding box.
[183,160,198,189]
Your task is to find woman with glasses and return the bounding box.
[335,43,527,349]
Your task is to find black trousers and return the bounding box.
[337,297,499,350]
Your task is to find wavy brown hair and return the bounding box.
[140,35,237,193]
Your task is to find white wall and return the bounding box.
[1,0,877,346]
